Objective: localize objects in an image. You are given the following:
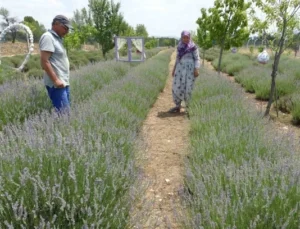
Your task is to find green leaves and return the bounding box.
[89,0,125,57]
[135,24,148,37]
[23,16,46,41]
[197,0,251,73]
[204,0,251,49]
[196,8,213,51]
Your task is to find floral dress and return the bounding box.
[172,48,200,107]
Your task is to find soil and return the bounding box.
[132,51,189,228]
[0,41,98,57]
[0,41,39,57]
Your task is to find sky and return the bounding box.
[0,0,215,38]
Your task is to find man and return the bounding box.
[39,15,72,113]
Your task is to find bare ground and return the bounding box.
[0,41,98,57]
[132,51,189,228]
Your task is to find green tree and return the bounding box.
[88,0,125,57]
[73,7,93,27]
[196,8,214,65]
[23,16,46,41]
[208,0,251,74]
[64,30,84,52]
[145,37,156,49]
[0,7,18,43]
[64,7,96,51]
[135,24,148,37]
[119,22,135,36]
[251,0,300,116]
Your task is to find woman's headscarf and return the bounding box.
[177,30,196,59]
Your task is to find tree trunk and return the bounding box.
[265,66,277,116]
[217,43,224,75]
[202,50,205,66]
[102,47,106,58]
[265,18,287,116]
[11,31,17,43]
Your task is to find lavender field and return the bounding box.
[0,48,164,130]
[206,48,300,124]
[0,49,172,227]
[183,67,300,228]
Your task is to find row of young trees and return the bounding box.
[196,0,300,115]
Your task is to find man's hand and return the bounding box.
[41,51,65,87]
[54,79,65,88]
[194,68,199,77]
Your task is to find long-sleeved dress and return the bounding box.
[172,48,200,107]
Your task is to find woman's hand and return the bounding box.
[194,68,199,77]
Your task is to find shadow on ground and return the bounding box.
[157,111,187,118]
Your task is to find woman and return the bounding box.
[169,30,200,113]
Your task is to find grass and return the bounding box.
[0,49,173,228]
[182,67,300,228]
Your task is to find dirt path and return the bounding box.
[133,51,189,228]
[132,52,300,229]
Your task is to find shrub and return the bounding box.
[258,46,264,52]
[277,95,293,113]
[9,55,24,68]
[27,68,44,78]
[202,47,221,61]
[0,66,24,84]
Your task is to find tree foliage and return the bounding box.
[0,7,18,43]
[88,0,125,57]
[207,0,251,73]
[196,8,214,65]
[251,0,300,115]
[64,8,96,52]
[23,16,46,41]
[120,22,135,36]
[135,24,148,37]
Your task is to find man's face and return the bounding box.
[60,23,69,37]
[54,22,69,37]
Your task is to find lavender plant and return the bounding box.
[182,68,300,228]
[0,49,172,228]
[0,47,167,131]
[0,61,131,130]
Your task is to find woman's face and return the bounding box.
[182,35,190,44]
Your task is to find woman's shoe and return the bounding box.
[168,106,181,113]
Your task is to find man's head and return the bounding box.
[52,15,73,37]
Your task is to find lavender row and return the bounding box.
[0,49,173,228]
[182,68,300,228]
[0,61,132,131]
